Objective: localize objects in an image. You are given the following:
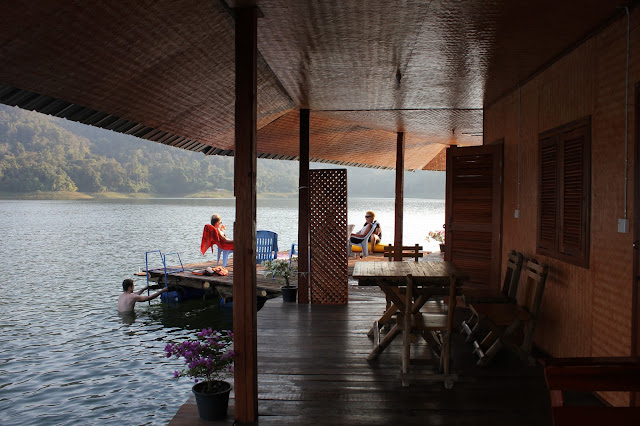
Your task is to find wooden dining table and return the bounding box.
[352,261,467,386]
[354,261,466,333]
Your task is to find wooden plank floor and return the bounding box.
[170,285,555,425]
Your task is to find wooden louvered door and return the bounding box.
[445,144,503,287]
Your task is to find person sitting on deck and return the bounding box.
[117,278,167,312]
[350,210,382,246]
[200,214,234,255]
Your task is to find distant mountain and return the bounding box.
[0,105,444,198]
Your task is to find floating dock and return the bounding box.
[141,257,288,301]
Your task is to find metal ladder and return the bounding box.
[144,250,184,303]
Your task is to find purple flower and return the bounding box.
[173,370,179,378]
[166,329,235,382]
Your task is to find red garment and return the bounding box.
[212,266,228,276]
[200,224,233,254]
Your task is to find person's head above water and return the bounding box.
[122,278,134,292]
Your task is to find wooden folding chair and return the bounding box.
[461,250,524,342]
[383,244,422,310]
[469,259,548,367]
[367,244,423,338]
[401,274,457,387]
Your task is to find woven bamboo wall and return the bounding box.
[309,169,348,304]
[485,9,640,406]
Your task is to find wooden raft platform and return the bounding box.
[144,257,288,299]
[169,285,562,425]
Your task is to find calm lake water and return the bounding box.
[0,197,444,425]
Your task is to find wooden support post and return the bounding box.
[233,6,258,423]
[298,109,310,304]
[394,132,405,261]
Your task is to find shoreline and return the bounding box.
[0,191,445,201]
[0,190,298,201]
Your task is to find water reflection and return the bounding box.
[145,299,233,331]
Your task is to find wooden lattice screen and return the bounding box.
[309,169,348,304]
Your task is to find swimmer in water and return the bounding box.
[118,278,167,312]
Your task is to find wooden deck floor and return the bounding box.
[170,285,555,425]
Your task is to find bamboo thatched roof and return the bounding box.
[0,1,623,170]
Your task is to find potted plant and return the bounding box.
[426,229,446,252]
[263,258,298,302]
[164,329,236,421]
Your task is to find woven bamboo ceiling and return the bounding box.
[0,0,623,170]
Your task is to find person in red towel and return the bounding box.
[200,214,234,255]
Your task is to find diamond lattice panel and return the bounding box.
[309,169,348,304]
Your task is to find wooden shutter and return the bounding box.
[537,117,590,268]
[538,137,558,254]
[559,126,590,266]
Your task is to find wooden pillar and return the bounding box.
[394,132,405,260]
[233,6,258,423]
[298,109,310,303]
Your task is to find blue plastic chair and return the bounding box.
[217,247,232,267]
[289,243,298,266]
[256,230,278,264]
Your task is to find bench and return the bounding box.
[543,356,640,426]
[383,244,423,262]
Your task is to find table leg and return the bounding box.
[401,275,413,387]
[442,275,456,374]
[367,324,402,361]
[367,304,398,337]
[367,285,403,337]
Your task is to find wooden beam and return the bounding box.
[298,108,310,303]
[394,132,405,260]
[233,6,258,423]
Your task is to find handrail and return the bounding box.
[145,250,163,304]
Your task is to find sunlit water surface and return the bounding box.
[0,197,443,425]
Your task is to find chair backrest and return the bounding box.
[289,243,298,265]
[519,259,549,317]
[256,230,278,264]
[383,244,423,262]
[502,250,525,299]
[352,221,378,246]
[364,221,378,240]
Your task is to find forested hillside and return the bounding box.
[0,105,444,198]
